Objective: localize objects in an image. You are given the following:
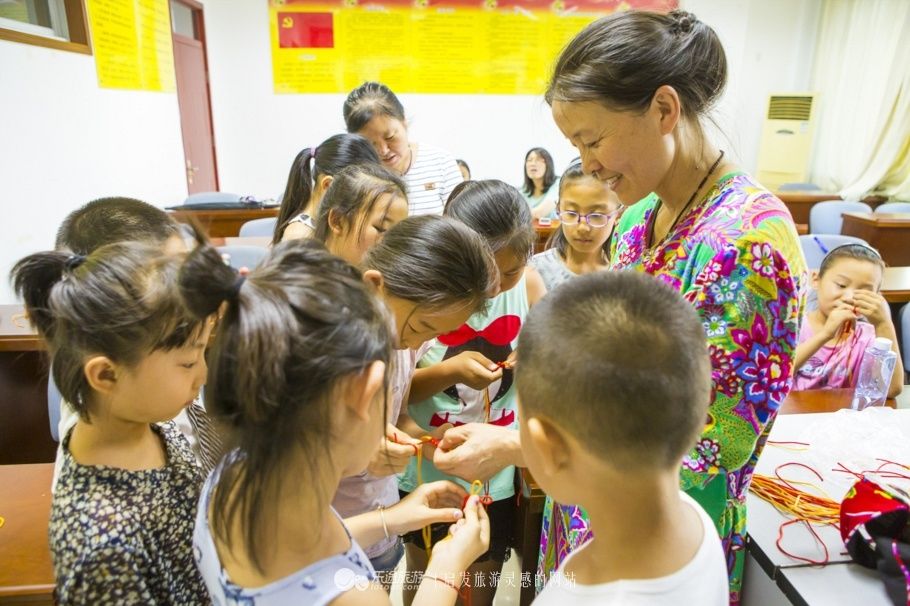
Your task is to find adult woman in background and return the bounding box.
[521,147,560,219]
[344,82,463,216]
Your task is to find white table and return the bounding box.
[743,410,910,605]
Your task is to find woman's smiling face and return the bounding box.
[550,97,675,206]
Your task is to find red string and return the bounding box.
[776,518,830,566]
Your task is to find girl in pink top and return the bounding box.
[793,243,903,395]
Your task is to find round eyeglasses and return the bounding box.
[557,209,620,228]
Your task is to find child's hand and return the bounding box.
[445,351,502,390]
[420,423,453,460]
[389,481,467,533]
[428,496,491,571]
[853,290,890,327]
[822,302,856,339]
[366,426,420,476]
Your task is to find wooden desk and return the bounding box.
[0,463,55,605]
[533,219,557,254]
[0,306,53,465]
[883,266,910,303]
[780,388,896,414]
[516,469,546,605]
[776,192,842,226]
[170,208,278,238]
[841,212,910,267]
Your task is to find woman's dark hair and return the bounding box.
[456,159,471,180]
[547,160,615,261]
[546,10,727,126]
[819,243,885,279]
[363,215,498,317]
[522,147,557,197]
[444,179,535,262]
[273,134,381,245]
[179,237,393,572]
[343,81,406,133]
[312,163,407,245]
[11,243,204,421]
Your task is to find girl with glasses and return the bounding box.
[529,162,622,291]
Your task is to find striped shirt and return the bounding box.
[403,144,464,216]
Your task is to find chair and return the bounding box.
[48,371,62,442]
[901,303,910,384]
[874,202,910,214]
[778,182,822,191]
[808,200,873,234]
[239,217,278,238]
[183,192,242,205]
[798,234,868,270]
[216,245,268,271]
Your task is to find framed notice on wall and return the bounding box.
[268,0,676,94]
[86,0,176,91]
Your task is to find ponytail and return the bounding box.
[11,243,201,420]
[179,237,393,572]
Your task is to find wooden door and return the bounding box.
[171,0,218,193]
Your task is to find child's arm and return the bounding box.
[794,304,856,370]
[525,265,547,307]
[344,481,466,550]
[855,290,904,397]
[532,197,557,220]
[408,352,502,404]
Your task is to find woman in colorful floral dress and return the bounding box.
[540,10,807,603]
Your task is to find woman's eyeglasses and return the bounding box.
[557,208,621,228]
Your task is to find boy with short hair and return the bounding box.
[516,271,727,604]
[55,196,185,255]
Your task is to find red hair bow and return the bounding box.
[437,315,521,347]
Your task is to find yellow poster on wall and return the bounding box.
[87,0,176,92]
[268,0,675,94]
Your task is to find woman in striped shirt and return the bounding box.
[344,81,464,216]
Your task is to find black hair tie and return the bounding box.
[670,10,697,35]
[65,254,86,271]
[229,275,246,301]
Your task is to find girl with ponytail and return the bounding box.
[12,243,212,604]
[183,237,493,604]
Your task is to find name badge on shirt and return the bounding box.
[424,182,437,191]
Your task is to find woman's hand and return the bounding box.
[853,290,891,328]
[386,481,467,535]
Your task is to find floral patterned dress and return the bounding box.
[536,172,807,604]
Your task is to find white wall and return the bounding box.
[0,0,821,303]
[205,0,821,198]
[0,40,187,303]
[202,1,575,197]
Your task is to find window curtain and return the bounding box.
[809,0,910,198]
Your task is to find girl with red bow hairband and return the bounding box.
[399,180,547,606]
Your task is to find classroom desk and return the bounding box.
[882,266,910,303]
[169,207,278,238]
[776,192,843,226]
[841,212,910,267]
[0,463,55,605]
[533,219,557,254]
[0,306,53,465]
[516,469,546,605]
[743,406,908,605]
